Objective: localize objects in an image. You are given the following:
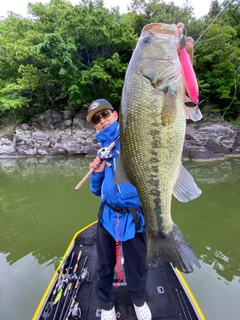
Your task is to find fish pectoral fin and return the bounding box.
[173,163,202,202]
[184,96,202,121]
[114,154,131,185]
[161,87,177,127]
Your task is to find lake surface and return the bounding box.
[0,157,240,320]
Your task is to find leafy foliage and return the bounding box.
[0,0,239,125]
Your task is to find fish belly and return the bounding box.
[121,71,185,237]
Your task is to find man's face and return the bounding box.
[91,109,118,132]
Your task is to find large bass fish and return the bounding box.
[115,23,202,273]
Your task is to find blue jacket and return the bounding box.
[90,121,145,241]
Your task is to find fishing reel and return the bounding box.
[80,267,90,282]
[71,302,82,320]
[97,147,113,160]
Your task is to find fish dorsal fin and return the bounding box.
[114,154,131,185]
[173,163,202,202]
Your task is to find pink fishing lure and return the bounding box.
[180,47,199,105]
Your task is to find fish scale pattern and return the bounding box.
[118,23,200,273]
[121,62,185,238]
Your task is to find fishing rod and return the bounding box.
[42,251,75,319]
[63,256,90,320]
[54,250,83,320]
[71,250,82,282]
[194,1,233,46]
[58,281,73,320]
[52,251,76,320]
[194,7,225,45]
[74,136,120,191]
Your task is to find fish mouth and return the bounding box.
[141,23,180,36]
[142,71,180,89]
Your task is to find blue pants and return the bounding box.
[96,222,148,310]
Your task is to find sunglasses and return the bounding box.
[91,110,113,125]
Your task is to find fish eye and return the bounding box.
[143,35,151,43]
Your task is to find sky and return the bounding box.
[0,0,223,19]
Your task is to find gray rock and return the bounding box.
[232,129,240,153]
[0,134,16,153]
[72,111,90,130]
[183,119,239,160]
[0,110,240,160]
[30,110,63,130]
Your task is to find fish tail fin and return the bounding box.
[147,223,201,273]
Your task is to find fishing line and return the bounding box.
[212,66,239,141]
[193,65,239,148]
[186,2,240,150]
[221,66,240,121]
[194,6,226,46]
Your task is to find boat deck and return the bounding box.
[38,223,201,320]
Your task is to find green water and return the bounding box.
[0,157,240,320]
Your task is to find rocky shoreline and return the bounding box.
[0,109,240,160]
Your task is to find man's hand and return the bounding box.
[185,36,194,64]
[177,22,194,64]
[89,156,106,172]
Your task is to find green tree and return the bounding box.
[0,0,240,125]
[0,0,137,123]
[208,0,222,18]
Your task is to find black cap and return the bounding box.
[86,99,114,122]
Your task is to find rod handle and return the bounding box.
[74,138,118,191]
[75,168,94,191]
[73,251,82,273]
